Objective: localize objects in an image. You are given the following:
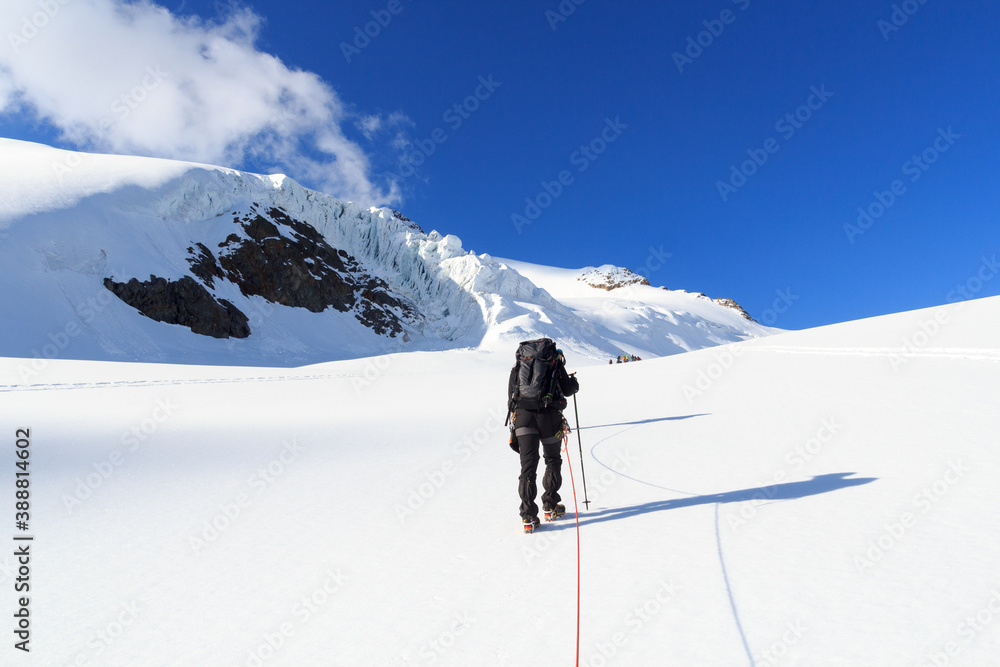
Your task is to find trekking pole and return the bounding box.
[570,385,591,510]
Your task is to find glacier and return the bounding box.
[0,138,775,367]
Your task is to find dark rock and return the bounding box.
[244,214,280,241]
[392,208,424,233]
[187,243,224,288]
[113,205,416,341]
[216,209,357,313]
[578,267,651,291]
[104,275,251,339]
[713,298,757,323]
[182,206,414,336]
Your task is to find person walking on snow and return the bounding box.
[507,339,579,532]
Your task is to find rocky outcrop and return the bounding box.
[577,265,757,322]
[190,208,414,336]
[391,208,424,233]
[105,205,417,340]
[713,298,756,322]
[104,276,251,339]
[578,266,651,291]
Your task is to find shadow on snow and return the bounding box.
[578,413,709,430]
[551,472,878,530]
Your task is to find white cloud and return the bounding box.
[357,115,383,140]
[0,0,398,205]
[356,111,414,148]
[392,132,412,151]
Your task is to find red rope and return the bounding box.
[563,433,581,667]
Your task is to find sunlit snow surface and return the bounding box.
[2,295,999,665]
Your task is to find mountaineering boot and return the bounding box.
[543,504,565,521]
[523,516,540,534]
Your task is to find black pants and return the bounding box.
[516,409,564,520]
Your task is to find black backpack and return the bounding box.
[510,338,566,412]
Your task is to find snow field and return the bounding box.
[2,300,999,664]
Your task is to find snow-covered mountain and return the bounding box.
[0,139,773,367]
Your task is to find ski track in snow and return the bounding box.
[0,376,334,393]
[0,371,429,393]
[748,346,1000,362]
[587,420,755,665]
[715,504,754,666]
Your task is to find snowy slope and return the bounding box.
[500,259,773,359]
[0,139,772,367]
[2,295,998,665]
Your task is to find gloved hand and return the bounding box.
[509,429,519,453]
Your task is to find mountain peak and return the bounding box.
[578,265,651,291]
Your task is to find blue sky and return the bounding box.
[2,0,998,329]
